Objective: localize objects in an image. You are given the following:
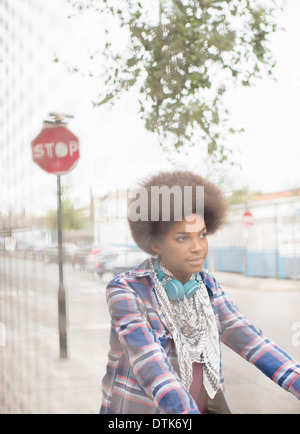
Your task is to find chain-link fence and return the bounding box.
[1,0,300,416]
[0,0,107,414]
[0,245,110,414]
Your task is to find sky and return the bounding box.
[225,0,300,193]
[3,0,300,215]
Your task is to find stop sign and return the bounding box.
[31,125,80,175]
[243,210,254,227]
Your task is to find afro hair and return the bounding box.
[127,170,227,255]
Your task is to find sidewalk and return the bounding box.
[212,270,300,292]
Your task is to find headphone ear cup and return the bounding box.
[165,279,185,301]
[184,280,199,299]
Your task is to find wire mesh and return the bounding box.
[0,0,108,414]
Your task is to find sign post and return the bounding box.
[31,113,80,359]
[57,173,68,359]
[242,208,254,276]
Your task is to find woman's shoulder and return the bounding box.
[104,258,155,306]
[110,258,152,280]
[105,258,153,291]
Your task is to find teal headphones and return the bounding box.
[154,257,200,301]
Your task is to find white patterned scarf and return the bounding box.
[150,257,220,399]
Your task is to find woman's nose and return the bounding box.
[190,237,202,252]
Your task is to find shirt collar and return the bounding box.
[131,258,154,278]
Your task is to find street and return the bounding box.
[0,255,300,414]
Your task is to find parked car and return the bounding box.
[14,241,49,259]
[30,242,49,261]
[40,243,79,264]
[15,241,35,258]
[95,249,149,284]
[85,249,121,274]
[71,246,98,270]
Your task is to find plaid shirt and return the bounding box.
[100,259,300,414]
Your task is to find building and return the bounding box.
[94,187,300,279]
[94,189,135,247]
[211,189,300,279]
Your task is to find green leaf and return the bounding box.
[71,0,281,166]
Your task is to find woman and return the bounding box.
[100,171,300,414]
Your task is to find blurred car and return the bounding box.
[71,246,95,270]
[94,249,149,285]
[40,243,79,264]
[15,241,35,258]
[85,249,121,274]
[30,241,49,261]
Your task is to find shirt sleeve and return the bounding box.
[213,276,300,401]
[106,275,200,414]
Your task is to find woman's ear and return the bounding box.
[151,241,162,255]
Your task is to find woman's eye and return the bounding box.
[176,236,187,242]
[199,233,208,239]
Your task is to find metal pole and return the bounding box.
[57,174,68,359]
[275,203,280,278]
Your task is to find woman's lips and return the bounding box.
[186,258,205,266]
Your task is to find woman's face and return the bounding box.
[151,214,208,284]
